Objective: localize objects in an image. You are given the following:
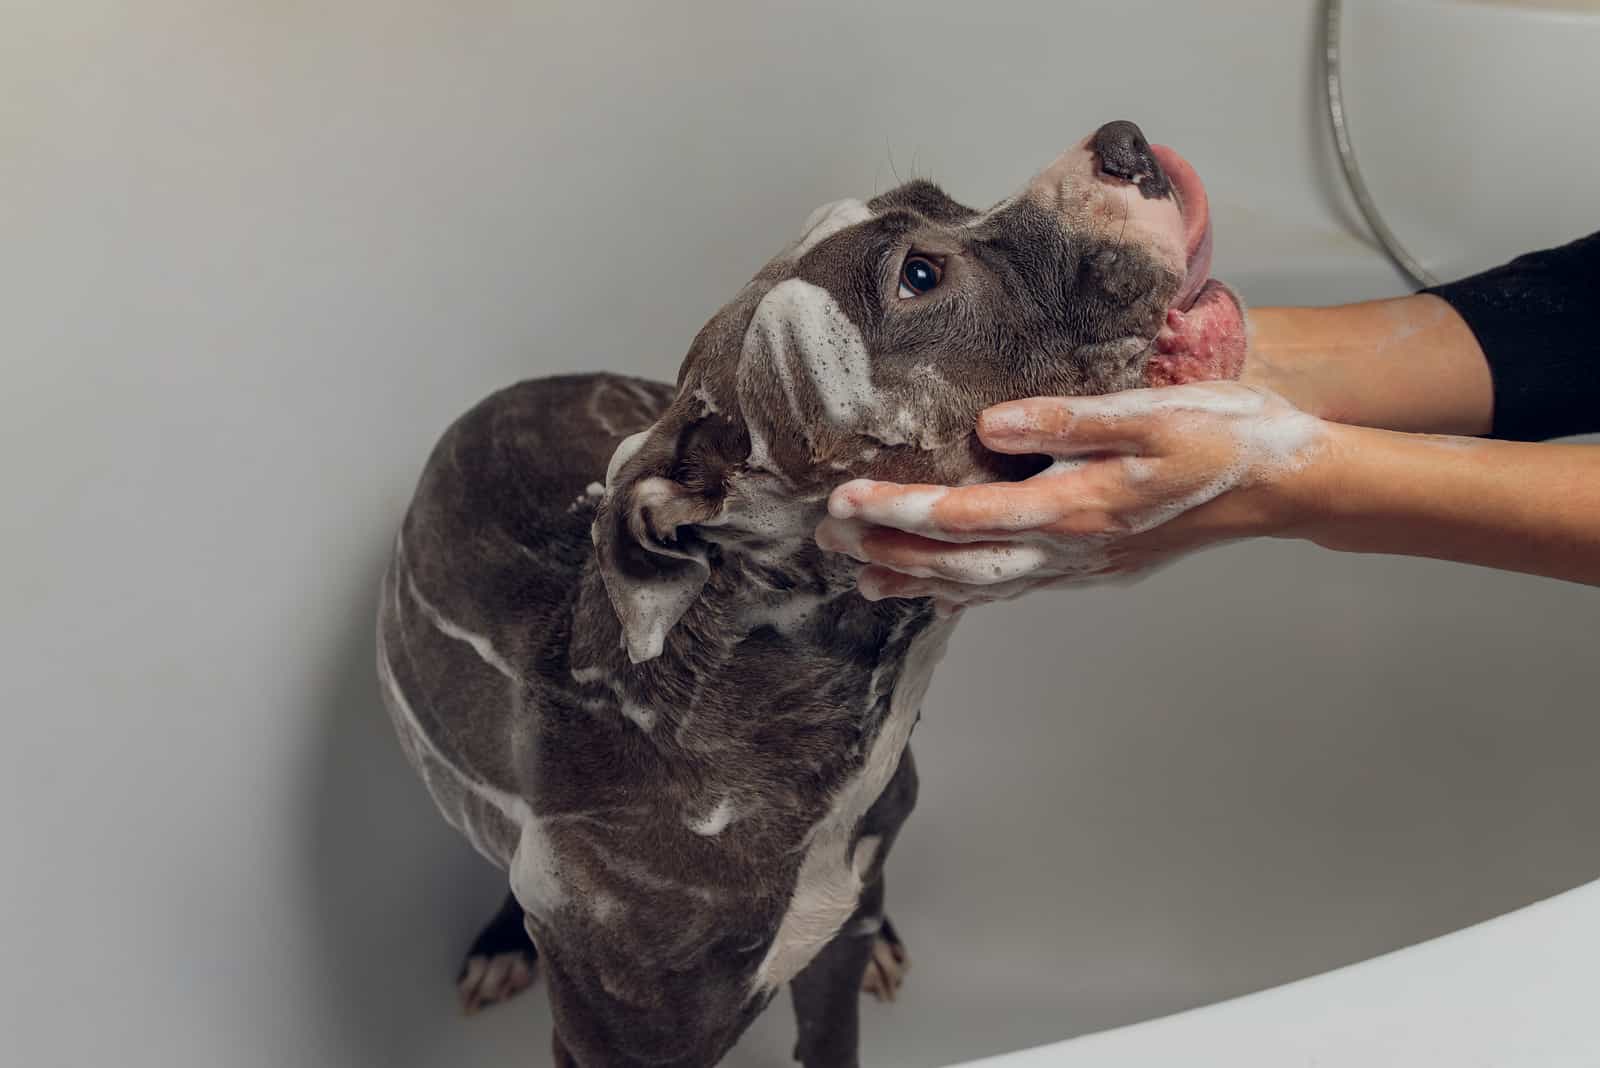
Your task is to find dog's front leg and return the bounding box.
[788,876,886,1068]
[551,1028,580,1068]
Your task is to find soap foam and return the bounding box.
[792,198,873,258]
[686,795,737,837]
[831,384,1324,597]
[746,279,881,429]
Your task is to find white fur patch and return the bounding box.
[687,796,737,837]
[751,618,954,993]
[509,799,566,920]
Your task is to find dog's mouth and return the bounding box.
[1144,144,1246,387]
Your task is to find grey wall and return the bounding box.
[5,2,1598,1066]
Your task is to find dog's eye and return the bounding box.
[897,255,943,299]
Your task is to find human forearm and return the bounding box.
[821,383,1600,608]
[1283,423,1600,585]
[1244,296,1494,437]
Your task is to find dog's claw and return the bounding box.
[458,950,537,1015]
[861,927,910,1003]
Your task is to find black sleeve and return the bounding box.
[1422,231,1600,442]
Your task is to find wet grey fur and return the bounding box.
[378,164,1185,1066]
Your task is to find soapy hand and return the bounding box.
[815,382,1328,613]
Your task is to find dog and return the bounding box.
[377,119,1245,1067]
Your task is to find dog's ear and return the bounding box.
[592,405,749,664]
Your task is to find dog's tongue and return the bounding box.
[1143,144,1245,386]
[1150,144,1213,311]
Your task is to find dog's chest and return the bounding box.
[750,616,953,993]
[383,508,951,990]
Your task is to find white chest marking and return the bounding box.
[751,618,954,994]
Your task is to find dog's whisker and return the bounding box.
[1109,185,1131,264]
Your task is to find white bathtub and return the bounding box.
[5,2,1598,1066]
[958,881,1600,1066]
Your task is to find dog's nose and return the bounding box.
[1091,120,1172,200]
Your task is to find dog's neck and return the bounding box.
[570,510,938,756]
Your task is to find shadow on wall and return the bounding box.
[297,546,524,1066]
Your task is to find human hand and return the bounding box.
[815,382,1328,614]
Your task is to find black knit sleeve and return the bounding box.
[1422,231,1600,441]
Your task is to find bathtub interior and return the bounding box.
[5,3,1600,1067]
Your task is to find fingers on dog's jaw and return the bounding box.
[815,516,869,560]
[827,479,877,519]
[854,533,1050,588]
[891,567,1113,608]
[858,565,925,602]
[841,480,1093,542]
[831,474,1087,541]
[870,573,1008,607]
[830,480,950,533]
[926,482,1069,536]
[828,478,931,520]
[978,397,1072,450]
[980,394,1170,456]
[850,529,969,582]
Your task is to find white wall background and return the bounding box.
[4,2,1598,1066]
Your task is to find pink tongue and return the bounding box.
[1149,144,1213,310]
[1139,142,1243,387]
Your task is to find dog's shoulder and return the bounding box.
[399,372,672,615]
[379,373,671,798]
[415,372,671,542]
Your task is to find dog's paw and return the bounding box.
[861,917,909,1003]
[457,949,537,1015]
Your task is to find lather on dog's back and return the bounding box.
[377,120,1246,1067]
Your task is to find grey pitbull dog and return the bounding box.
[377,120,1245,1067]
